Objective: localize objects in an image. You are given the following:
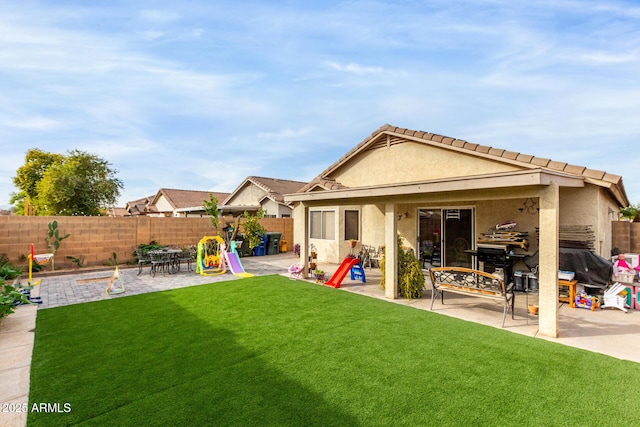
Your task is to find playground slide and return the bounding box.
[224,251,254,278]
[324,257,361,289]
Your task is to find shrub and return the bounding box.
[0,279,31,319]
[380,235,425,299]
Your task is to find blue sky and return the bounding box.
[1,0,639,210]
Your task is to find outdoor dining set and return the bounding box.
[135,246,197,277]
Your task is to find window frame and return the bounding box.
[309,209,336,240]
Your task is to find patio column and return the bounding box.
[385,203,398,299]
[538,183,560,338]
[298,202,310,278]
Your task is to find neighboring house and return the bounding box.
[125,196,154,216]
[106,207,131,217]
[285,124,629,338]
[147,189,231,217]
[221,176,307,218]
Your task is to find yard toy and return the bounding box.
[27,243,53,288]
[325,257,362,289]
[106,266,125,295]
[288,262,304,280]
[224,241,254,278]
[196,235,227,276]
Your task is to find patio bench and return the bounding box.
[429,267,515,327]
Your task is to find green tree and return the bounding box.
[9,191,26,215]
[13,149,64,211]
[242,209,267,249]
[14,149,123,216]
[202,195,219,229]
[621,204,640,222]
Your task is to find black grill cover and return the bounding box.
[524,248,612,288]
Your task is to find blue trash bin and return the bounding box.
[252,235,268,256]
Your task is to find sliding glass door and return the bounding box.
[419,208,474,269]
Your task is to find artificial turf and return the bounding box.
[28,275,640,426]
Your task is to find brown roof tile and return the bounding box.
[531,157,551,167]
[246,176,308,202]
[563,164,586,175]
[157,189,231,210]
[515,153,534,163]
[583,168,606,180]
[547,160,568,171]
[488,148,505,156]
[502,150,519,160]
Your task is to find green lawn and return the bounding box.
[29,275,640,426]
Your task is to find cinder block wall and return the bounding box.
[0,216,294,269]
[611,221,631,253]
[631,222,640,253]
[611,221,640,254]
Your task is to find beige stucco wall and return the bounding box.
[227,184,265,206]
[558,185,618,257]
[261,199,280,217]
[260,198,293,218]
[331,141,520,187]
[151,195,173,216]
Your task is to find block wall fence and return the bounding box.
[611,221,640,254]
[0,216,294,269]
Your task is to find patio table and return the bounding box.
[148,249,181,276]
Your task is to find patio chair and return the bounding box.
[135,248,152,275]
[601,282,631,313]
[149,251,171,277]
[369,246,383,269]
[178,246,196,272]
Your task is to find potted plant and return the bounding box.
[313,268,325,283]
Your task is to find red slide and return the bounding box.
[324,257,361,289]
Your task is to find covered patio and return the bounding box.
[285,124,629,338]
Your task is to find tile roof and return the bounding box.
[125,195,154,215]
[301,124,629,206]
[224,176,307,205]
[154,189,231,210]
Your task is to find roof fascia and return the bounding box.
[285,169,583,203]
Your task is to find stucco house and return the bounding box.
[146,188,230,217]
[285,124,629,338]
[125,196,154,216]
[221,176,307,218]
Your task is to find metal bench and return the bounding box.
[429,267,515,327]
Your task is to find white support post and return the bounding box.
[538,183,560,338]
[298,202,310,279]
[385,203,398,299]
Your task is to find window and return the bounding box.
[310,210,335,239]
[344,210,359,241]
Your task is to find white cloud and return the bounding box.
[325,61,385,75]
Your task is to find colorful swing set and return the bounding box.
[196,235,227,276]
